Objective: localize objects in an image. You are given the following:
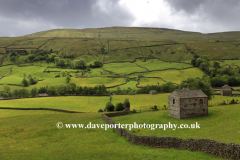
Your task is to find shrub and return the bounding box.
[30,88,38,97]
[229,99,238,104]
[38,86,48,94]
[21,78,29,87]
[123,99,130,109]
[55,74,60,78]
[98,109,103,112]
[115,102,124,111]
[66,75,71,84]
[47,86,57,96]
[18,89,30,98]
[105,102,115,112]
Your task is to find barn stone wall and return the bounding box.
[180,97,208,119]
[221,90,232,96]
[102,113,240,160]
[168,92,180,119]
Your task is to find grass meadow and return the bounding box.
[1,94,237,112]
[0,112,222,160]
[112,104,240,145]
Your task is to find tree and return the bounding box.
[58,59,66,66]
[50,53,58,61]
[179,77,213,100]
[123,99,130,109]
[115,102,124,111]
[21,78,29,87]
[66,75,71,84]
[54,57,60,65]
[101,45,106,55]
[61,71,67,77]
[93,60,103,68]
[3,84,10,93]
[105,102,115,112]
[30,88,38,97]
[213,61,220,68]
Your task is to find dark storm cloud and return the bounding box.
[0,0,134,36]
[166,0,240,32]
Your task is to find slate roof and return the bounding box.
[221,84,231,90]
[171,90,208,98]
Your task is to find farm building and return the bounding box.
[138,74,144,78]
[220,85,232,96]
[149,90,157,95]
[129,60,134,63]
[37,93,49,97]
[168,90,208,119]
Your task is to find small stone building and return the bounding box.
[149,90,157,95]
[129,60,134,63]
[37,93,49,97]
[220,85,232,96]
[168,90,208,119]
[138,74,144,78]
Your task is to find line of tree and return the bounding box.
[137,82,177,94]
[99,99,130,112]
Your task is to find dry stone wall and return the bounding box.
[102,112,240,160]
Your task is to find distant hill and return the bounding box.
[0,27,240,62]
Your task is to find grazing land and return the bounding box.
[1,27,240,159]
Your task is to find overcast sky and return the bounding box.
[0,0,239,37]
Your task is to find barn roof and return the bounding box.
[171,90,208,98]
[221,84,231,89]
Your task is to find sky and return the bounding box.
[0,0,239,37]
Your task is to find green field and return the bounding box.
[0,112,222,160]
[112,104,240,145]
[1,94,237,112]
[1,26,240,159]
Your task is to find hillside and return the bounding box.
[0,27,240,64]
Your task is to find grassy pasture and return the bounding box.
[135,59,192,71]
[132,68,205,84]
[138,78,166,86]
[0,112,222,159]
[0,96,109,112]
[112,104,240,145]
[71,77,126,87]
[102,63,147,75]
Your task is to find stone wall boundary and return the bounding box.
[102,112,240,160]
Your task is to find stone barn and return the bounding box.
[138,74,144,78]
[168,90,208,119]
[129,60,134,63]
[149,90,157,95]
[37,93,49,97]
[220,85,232,96]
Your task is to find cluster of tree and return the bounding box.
[0,84,108,98]
[8,50,29,62]
[54,56,102,69]
[137,82,177,94]
[191,54,236,77]
[21,72,38,87]
[210,75,240,87]
[26,49,58,62]
[98,99,130,112]
[38,84,108,96]
[90,60,103,68]
[109,87,137,95]
[179,76,213,100]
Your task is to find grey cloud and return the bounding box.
[0,0,134,36]
[166,0,240,32]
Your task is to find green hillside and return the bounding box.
[0,27,240,65]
